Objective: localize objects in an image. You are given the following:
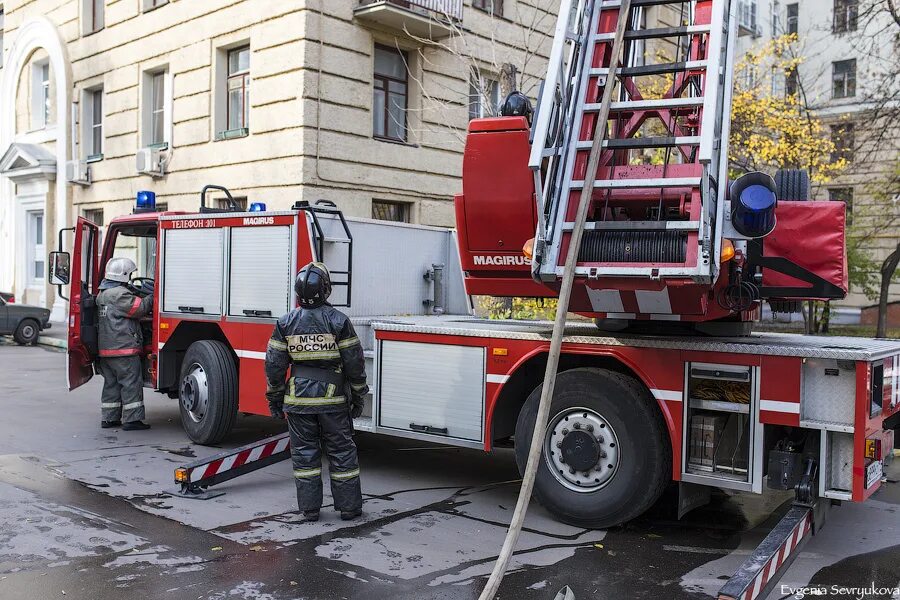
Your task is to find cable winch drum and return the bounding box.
[578,230,687,263]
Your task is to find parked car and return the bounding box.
[0,293,51,345]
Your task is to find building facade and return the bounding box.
[0,0,555,318]
[733,0,900,308]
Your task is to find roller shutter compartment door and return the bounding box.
[163,228,225,315]
[229,226,292,319]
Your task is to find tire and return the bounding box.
[514,368,671,528]
[774,169,809,201]
[178,340,238,445]
[13,319,40,345]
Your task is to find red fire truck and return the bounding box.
[51,0,899,597]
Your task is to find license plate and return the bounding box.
[866,460,883,488]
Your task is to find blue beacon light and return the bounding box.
[135,190,156,212]
[249,202,267,212]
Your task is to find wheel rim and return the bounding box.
[544,407,620,493]
[181,363,209,424]
[21,324,36,340]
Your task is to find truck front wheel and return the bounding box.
[179,340,238,445]
[514,368,671,528]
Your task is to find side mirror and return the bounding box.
[49,251,71,285]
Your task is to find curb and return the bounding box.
[38,335,67,350]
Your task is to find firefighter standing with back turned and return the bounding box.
[97,257,153,431]
[265,262,368,521]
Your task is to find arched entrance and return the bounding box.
[0,16,72,320]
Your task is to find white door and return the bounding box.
[26,209,46,287]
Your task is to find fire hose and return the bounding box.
[477,2,633,597]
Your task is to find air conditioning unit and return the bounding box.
[136,146,165,177]
[65,159,91,185]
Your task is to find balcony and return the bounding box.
[355,0,462,40]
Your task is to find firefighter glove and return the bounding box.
[350,402,363,419]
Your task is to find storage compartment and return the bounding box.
[229,225,292,319]
[685,363,754,483]
[801,358,856,430]
[823,430,853,498]
[378,340,485,443]
[163,228,225,315]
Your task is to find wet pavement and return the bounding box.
[0,341,899,599]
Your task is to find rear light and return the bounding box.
[7,296,14,303]
[865,438,883,461]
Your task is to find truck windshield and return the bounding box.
[108,227,158,280]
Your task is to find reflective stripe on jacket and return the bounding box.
[97,284,152,357]
[264,305,369,415]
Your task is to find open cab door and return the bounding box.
[68,217,100,390]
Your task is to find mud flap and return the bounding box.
[168,432,291,500]
[717,500,829,600]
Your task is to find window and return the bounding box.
[469,74,500,120]
[831,123,855,162]
[742,65,757,90]
[832,59,856,99]
[142,69,169,147]
[27,210,45,284]
[0,10,5,68]
[828,187,853,224]
[226,46,250,132]
[143,0,167,10]
[785,69,798,97]
[82,87,103,159]
[372,200,410,222]
[473,0,502,17]
[786,3,798,34]
[373,45,408,142]
[150,72,165,144]
[83,207,104,226]
[738,0,758,31]
[833,0,858,32]
[214,196,247,210]
[85,0,104,34]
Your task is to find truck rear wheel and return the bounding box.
[514,368,671,528]
[179,340,238,445]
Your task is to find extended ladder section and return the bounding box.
[530,0,736,284]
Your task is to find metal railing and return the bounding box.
[359,0,464,21]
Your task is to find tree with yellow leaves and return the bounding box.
[729,34,845,184]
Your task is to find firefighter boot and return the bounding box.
[341,509,362,521]
[123,421,151,431]
[101,420,121,428]
[303,510,320,522]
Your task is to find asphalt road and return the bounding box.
[1,340,899,600]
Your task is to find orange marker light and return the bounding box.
[493,348,508,356]
[175,468,189,483]
[721,239,736,263]
[160,322,170,330]
[523,238,535,260]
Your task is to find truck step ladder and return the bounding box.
[529,0,736,285]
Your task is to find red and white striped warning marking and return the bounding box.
[719,510,813,600]
[188,434,290,483]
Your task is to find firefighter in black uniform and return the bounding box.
[265,262,368,521]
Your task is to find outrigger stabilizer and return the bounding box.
[717,458,829,600]
[170,432,291,500]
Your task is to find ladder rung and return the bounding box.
[599,98,704,112]
[563,220,701,231]
[602,0,697,7]
[593,25,710,42]
[591,61,707,78]
[575,136,700,150]
[571,176,702,190]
